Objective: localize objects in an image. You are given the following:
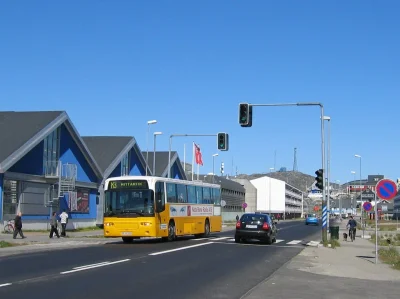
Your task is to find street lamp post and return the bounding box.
[153,132,163,176]
[350,171,356,213]
[146,120,157,176]
[212,154,219,183]
[323,116,331,229]
[355,154,363,238]
[269,167,274,216]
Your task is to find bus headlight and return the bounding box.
[105,222,114,226]
[140,222,152,226]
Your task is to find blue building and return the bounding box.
[0,111,103,230]
[143,151,187,180]
[82,136,149,226]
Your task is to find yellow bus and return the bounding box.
[103,176,222,243]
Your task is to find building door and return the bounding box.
[19,182,53,215]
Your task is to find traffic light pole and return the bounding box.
[168,134,217,179]
[248,102,327,243]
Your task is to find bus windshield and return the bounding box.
[104,189,155,217]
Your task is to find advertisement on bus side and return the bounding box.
[169,204,214,217]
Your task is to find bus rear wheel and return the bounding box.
[202,219,210,238]
[167,221,176,241]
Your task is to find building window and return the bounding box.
[121,153,129,176]
[43,128,60,176]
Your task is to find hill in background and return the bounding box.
[181,162,338,193]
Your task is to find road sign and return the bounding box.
[221,200,226,207]
[363,201,372,212]
[242,202,248,209]
[376,179,398,200]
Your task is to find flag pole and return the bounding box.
[197,143,200,180]
[183,143,186,173]
[192,142,194,181]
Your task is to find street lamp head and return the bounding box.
[323,116,331,121]
[213,154,219,157]
[355,154,361,158]
[154,132,163,135]
[147,120,157,124]
[351,171,356,174]
[269,167,274,171]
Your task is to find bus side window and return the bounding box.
[195,186,203,204]
[166,183,177,203]
[155,182,165,212]
[213,188,221,206]
[203,187,211,204]
[187,185,196,203]
[176,184,188,203]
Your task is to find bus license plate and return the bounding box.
[122,232,132,236]
[246,225,257,228]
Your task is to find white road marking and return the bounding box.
[274,239,284,243]
[190,237,211,241]
[212,242,304,248]
[286,240,302,245]
[149,242,214,256]
[60,259,130,274]
[73,262,111,270]
[211,237,231,241]
[0,283,12,288]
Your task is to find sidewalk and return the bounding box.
[244,220,400,299]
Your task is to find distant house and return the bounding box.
[142,151,187,180]
[82,136,150,226]
[0,111,103,230]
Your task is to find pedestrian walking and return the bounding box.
[13,212,26,239]
[49,211,60,238]
[59,209,69,237]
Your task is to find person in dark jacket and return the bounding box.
[13,212,26,239]
[49,211,60,238]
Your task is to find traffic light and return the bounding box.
[239,103,252,127]
[315,169,324,190]
[217,132,229,151]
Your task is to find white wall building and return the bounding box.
[246,176,303,218]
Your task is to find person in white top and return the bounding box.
[59,210,69,237]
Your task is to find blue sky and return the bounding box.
[1,1,399,184]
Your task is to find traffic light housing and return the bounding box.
[315,169,324,190]
[217,132,229,151]
[239,103,253,127]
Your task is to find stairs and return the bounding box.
[45,161,77,207]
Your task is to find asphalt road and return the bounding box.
[0,220,321,298]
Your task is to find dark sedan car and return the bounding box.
[235,213,278,244]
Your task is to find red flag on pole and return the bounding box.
[194,143,203,166]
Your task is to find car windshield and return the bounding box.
[307,214,316,218]
[104,189,154,217]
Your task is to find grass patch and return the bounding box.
[370,233,400,246]
[0,241,14,248]
[378,247,400,270]
[323,238,341,249]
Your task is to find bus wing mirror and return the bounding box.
[156,199,165,213]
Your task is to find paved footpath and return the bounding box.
[244,220,400,299]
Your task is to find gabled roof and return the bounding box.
[142,151,187,180]
[82,136,150,179]
[0,111,103,180]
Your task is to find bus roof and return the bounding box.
[104,175,221,190]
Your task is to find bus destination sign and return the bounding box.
[108,180,149,190]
